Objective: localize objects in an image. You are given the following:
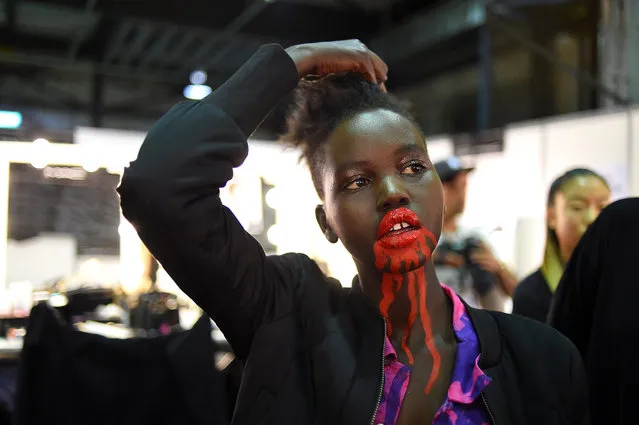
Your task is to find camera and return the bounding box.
[435,236,496,296]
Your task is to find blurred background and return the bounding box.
[0,0,636,421]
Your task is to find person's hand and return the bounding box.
[470,243,502,274]
[285,39,388,85]
[433,251,465,268]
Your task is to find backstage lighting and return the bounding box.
[31,138,50,169]
[189,70,207,85]
[266,224,282,246]
[82,161,100,173]
[183,69,212,100]
[0,111,22,129]
[49,293,69,308]
[183,84,212,100]
[265,187,282,209]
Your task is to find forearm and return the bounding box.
[120,44,299,216]
[207,44,299,138]
[496,264,518,296]
[117,44,300,358]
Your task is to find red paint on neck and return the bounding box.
[418,272,440,394]
[374,229,441,394]
[374,228,436,274]
[400,273,417,365]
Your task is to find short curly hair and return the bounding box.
[280,73,417,199]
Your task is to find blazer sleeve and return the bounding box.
[117,44,300,359]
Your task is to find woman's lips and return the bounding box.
[377,207,422,238]
[376,208,423,249]
[377,228,422,249]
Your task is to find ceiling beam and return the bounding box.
[0,49,204,84]
[370,0,485,63]
[116,22,155,66]
[28,0,380,42]
[0,98,169,124]
[5,0,17,30]
[67,0,99,60]
[245,1,379,41]
[135,25,179,68]
[185,0,267,70]
[387,30,480,89]
[0,27,70,52]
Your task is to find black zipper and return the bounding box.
[481,393,497,425]
[369,318,386,425]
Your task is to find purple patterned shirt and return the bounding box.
[372,284,492,425]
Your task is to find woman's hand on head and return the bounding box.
[286,40,388,85]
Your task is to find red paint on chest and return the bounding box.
[374,230,441,394]
[418,271,440,394]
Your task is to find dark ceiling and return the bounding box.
[0,0,458,138]
[0,0,583,140]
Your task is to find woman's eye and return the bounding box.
[402,162,426,175]
[345,177,370,190]
[569,203,586,212]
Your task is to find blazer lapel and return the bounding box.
[336,288,386,425]
[482,365,516,425]
[465,306,521,425]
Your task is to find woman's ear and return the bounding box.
[315,205,338,244]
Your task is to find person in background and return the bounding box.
[512,168,610,322]
[433,157,518,310]
[548,198,638,425]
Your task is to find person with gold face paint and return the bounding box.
[512,168,611,323]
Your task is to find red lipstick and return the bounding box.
[376,207,423,249]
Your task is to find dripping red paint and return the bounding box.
[373,207,440,394]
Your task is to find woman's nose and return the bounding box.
[584,205,599,226]
[376,177,410,212]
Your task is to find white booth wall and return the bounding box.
[0,130,452,292]
[6,234,76,285]
[78,129,455,289]
[2,106,638,293]
[460,106,638,279]
[0,141,139,293]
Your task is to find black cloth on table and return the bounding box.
[13,303,234,425]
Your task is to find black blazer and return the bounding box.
[118,44,589,425]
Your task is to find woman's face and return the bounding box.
[316,109,443,272]
[548,175,611,263]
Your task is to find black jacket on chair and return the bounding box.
[118,44,589,425]
[14,304,231,425]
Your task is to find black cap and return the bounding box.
[434,156,475,183]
